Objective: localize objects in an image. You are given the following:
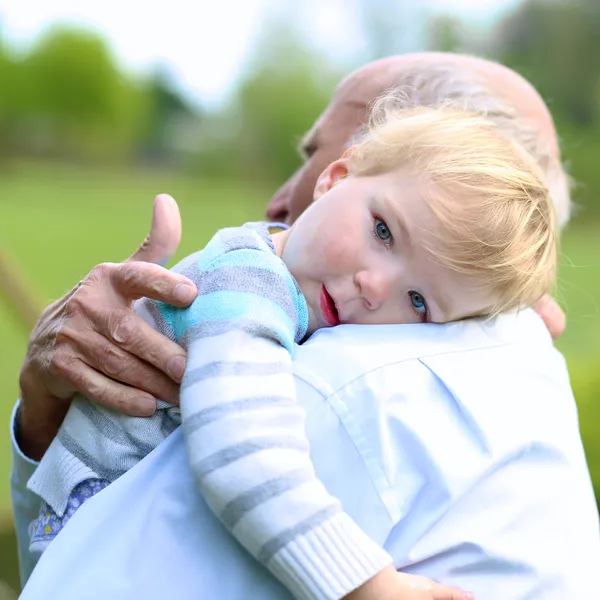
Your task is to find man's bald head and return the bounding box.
[266,52,569,227]
[336,53,559,156]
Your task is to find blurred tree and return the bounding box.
[0,24,201,167]
[355,0,428,59]
[428,15,463,53]
[493,0,600,219]
[0,32,21,160]
[138,65,199,165]
[497,0,600,126]
[223,18,339,182]
[19,26,149,161]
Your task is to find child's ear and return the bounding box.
[313,159,350,201]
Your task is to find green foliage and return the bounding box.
[428,15,464,53]
[568,361,600,508]
[233,59,334,181]
[195,20,339,183]
[23,27,149,160]
[0,26,194,163]
[557,124,600,222]
[498,0,600,126]
[26,28,122,123]
[492,0,600,220]
[0,43,25,157]
[139,66,197,164]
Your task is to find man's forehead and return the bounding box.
[333,56,417,107]
[308,84,372,145]
[309,58,416,144]
[332,75,385,111]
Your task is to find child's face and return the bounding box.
[280,158,493,335]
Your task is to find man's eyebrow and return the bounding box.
[345,99,368,110]
[297,131,318,157]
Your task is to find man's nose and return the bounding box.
[266,181,291,222]
[354,269,391,311]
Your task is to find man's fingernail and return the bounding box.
[113,321,132,343]
[463,593,475,600]
[136,397,157,417]
[168,355,186,381]
[174,283,196,304]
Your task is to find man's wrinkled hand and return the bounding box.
[18,194,197,460]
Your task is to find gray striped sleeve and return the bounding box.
[192,436,309,479]
[194,265,296,321]
[183,360,290,389]
[219,468,314,529]
[184,395,294,433]
[257,504,342,565]
[180,318,294,349]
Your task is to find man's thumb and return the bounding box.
[129,194,182,265]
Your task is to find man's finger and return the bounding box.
[109,261,197,306]
[129,194,182,266]
[89,303,188,383]
[66,358,158,417]
[71,328,180,404]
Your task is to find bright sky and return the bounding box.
[0,0,521,107]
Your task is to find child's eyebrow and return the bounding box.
[382,196,412,247]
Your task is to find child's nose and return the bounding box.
[354,269,391,311]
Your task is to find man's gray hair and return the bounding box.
[354,61,571,228]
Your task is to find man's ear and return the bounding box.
[313,158,350,201]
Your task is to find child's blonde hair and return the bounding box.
[347,99,557,317]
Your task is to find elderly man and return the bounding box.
[13,54,598,599]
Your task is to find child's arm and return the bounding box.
[166,225,469,600]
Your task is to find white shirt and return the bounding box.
[14,310,600,599]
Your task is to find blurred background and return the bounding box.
[0,0,599,593]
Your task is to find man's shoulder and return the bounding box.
[292,308,577,463]
[293,309,598,574]
[293,310,554,395]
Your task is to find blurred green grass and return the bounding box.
[0,162,599,592]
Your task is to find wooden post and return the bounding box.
[0,248,43,334]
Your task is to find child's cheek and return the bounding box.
[321,231,358,273]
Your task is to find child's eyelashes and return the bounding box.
[372,217,393,247]
[409,290,428,321]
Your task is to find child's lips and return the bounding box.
[320,286,340,326]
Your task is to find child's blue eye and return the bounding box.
[409,291,427,314]
[374,219,392,243]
